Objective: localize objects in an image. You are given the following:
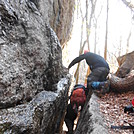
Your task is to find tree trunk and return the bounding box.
[110,51,134,92]
[104,0,109,60]
[110,73,134,92]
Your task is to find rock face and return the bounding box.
[0,78,70,134]
[49,0,75,47]
[74,93,109,134]
[0,0,73,133]
[110,51,134,92]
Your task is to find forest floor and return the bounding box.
[98,91,134,134]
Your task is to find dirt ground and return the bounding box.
[98,91,134,134]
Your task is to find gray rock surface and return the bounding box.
[0,0,72,133]
[74,93,109,134]
[0,0,63,108]
[29,0,75,46]
[0,77,70,134]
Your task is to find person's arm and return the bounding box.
[68,54,85,69]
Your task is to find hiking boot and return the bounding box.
[100,80,110,94]
[91,82,100,89]
[93,80,110,96]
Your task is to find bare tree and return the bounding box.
[121,0,134,12]
[121,0,134,54]
[126,30,131,53]
[93,6,103,53]
[74,0,86,84]
[74,0,100,84]
[104,0,109,60]
[119,36,122,57]
[86,0,90,50]
[74,41,86,84]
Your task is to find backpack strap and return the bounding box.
[69,84,86,99]
[73,84,86,90]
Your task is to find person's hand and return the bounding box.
[68,65,71,69]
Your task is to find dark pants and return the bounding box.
[65,104,78,133]
[87,67,109,89]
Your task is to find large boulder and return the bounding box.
[0,0,73,133]
[0,78,70,134]
[32,0,75,47]
[49,0,75,46]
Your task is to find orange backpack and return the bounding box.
[70,85,86,107]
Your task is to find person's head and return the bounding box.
[84,50,89,54]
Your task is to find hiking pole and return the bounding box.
[111,121,134,134]
[111,125,134,130]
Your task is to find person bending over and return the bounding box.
[68,50,110,93]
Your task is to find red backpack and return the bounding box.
[132,97,134,107]
[70,84,86,107]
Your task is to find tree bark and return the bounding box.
[110,73,134,92]
[110,51,134,92]
[104,0,109,60]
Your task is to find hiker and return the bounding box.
[68,50,110,93]
[65,84,87,134]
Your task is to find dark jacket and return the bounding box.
[68,52,110,71]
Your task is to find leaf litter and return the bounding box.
[98,91,134,134]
